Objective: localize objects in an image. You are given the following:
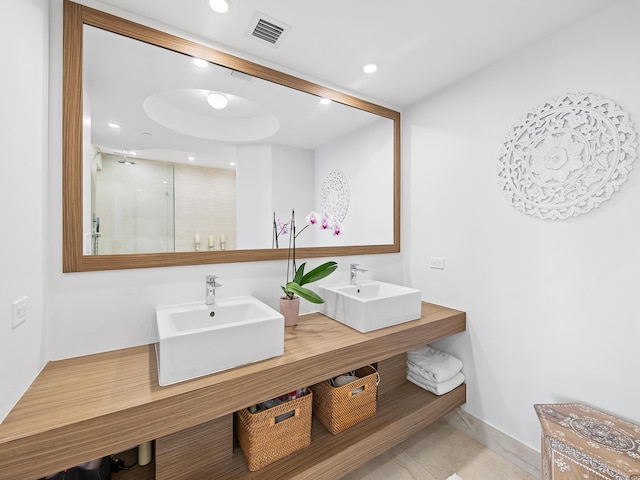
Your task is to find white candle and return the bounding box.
[220,234,225,243]
[208,235,214,247]
[195,234,200,243]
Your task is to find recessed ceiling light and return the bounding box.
[209,0,230,13]
[108,122,121,129]
[188,156,195,161]
[320,98,332,105]
[207,92,228,110]
[363,63,378,74]
[193,58,208,68]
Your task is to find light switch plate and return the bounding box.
[12,296,28,329]
[429,257,445,269]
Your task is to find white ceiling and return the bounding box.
[84,0,619,109]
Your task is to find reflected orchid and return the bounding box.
[305,211,319,225]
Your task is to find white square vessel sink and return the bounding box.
[155,295,284,386]
[318,281,422,333]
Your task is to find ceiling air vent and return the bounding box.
[248,12,290,47]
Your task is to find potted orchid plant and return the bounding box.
[274,210,340,325]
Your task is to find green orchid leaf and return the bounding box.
[282,281,301,297]
[281,285,295,299]
[293,262,306,285]
[285,282,326,304]
[299,261,338,286]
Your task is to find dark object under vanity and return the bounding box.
[40,456,111,480]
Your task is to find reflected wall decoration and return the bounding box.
[497,92,638,220]
[320,170,350,223]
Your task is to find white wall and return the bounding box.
[405,0,640,451]
[236,144,273,249]
[0,0,49,423]
[271,144,315,248]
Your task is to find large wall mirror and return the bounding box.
[63,0,400,272]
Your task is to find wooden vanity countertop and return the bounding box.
[0,302,465,479]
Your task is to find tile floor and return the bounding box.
[343,419,537,480]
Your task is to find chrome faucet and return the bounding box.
[349,263,368,285]
[206,275,222,305]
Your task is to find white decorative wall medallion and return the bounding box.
[497,92,638,220]
[320,170,350,223]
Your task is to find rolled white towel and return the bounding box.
[407,370,465,396]
[407,345,463,383]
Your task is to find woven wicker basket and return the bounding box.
[312,365,378,434]
[236,390,312,471]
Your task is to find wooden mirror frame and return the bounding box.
[62,0,400,272]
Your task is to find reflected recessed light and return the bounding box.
[108,122,121,129]
[230,162,236,166]
[188,156,195,161]
[209,0,230,13]
[320,98,332,105]
[193,58,208,68]
[207,92,228,109]
[363,63,378,74]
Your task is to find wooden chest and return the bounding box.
[535,403,640,480]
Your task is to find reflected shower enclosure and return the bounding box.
[92,153,175,254]
[92,153,237,254]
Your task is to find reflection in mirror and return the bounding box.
[63,1,400,271]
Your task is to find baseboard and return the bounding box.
[444,408,540,479]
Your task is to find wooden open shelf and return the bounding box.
[112,382,465,480]
[0,302,465,479]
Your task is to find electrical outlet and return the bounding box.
[429,257,445,270]
[12,296,28,329]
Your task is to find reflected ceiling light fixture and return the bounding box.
[108,122,121,129]
[207,92,228,109]
[193,57,208,68]
[363,63,378,74]
[188,156,195,161]
[209,0,230,13]
[320,98,332,105]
